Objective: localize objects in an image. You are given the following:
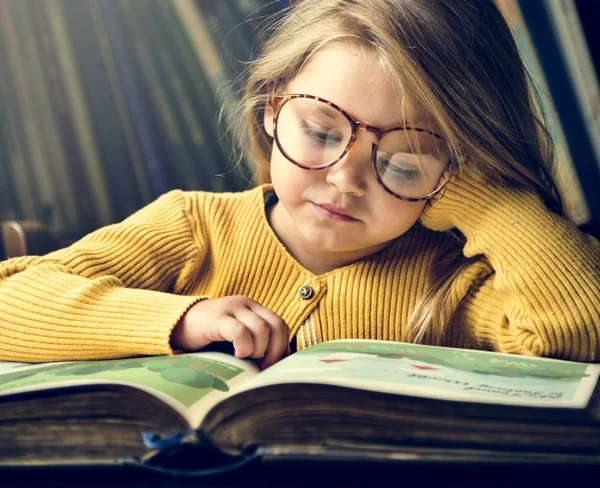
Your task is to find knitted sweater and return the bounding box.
[1,183,599,362]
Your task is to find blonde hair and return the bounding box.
[229,0,563,344]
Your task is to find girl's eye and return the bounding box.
[301,121,343,145]
[378,155,423,182]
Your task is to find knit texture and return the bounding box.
[421,176,600,361]
[1,184,598,362]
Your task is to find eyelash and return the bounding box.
[301,121,343,144]
[377,155,422,181]
[388,167,421,181]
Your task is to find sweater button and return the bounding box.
[299,285,314,300]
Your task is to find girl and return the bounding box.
[1,0,599,367]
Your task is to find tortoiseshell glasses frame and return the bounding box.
[269,93,457,202]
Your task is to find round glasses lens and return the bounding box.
[375,129,451,199]
[276,97,352,168]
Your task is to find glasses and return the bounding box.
[269,94,457,201]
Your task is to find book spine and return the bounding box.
[87,0,155,205]
[59,0,146,221]
[95,0,172,199]
[14,0,84,232]
[194,0,247,95]
[0,16,22,224]
[175,0,263,191]
[29,0,101,233]
[153,0,232,192]
[232,0,277,57]
[0,150,18,223]
[214,0,252,63]
[519,0,600,226]
[0,1,66,228]
[0,23,34,221]
[545,0,600,187]
[172,0,228,96]
[46,1,114,227]
[498,0,591,225]
[113,0,201,192]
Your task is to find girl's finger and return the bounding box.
[214,316,254,359]
[232,307,271,359]
[249,304,290,369]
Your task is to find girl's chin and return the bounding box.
[299,230,374,256]
[301,227,399,258]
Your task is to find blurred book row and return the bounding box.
[498,0,598,228]
[0,0,598,240]
[0,0,282,234]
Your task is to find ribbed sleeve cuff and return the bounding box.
[0,271,206,362]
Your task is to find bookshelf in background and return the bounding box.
[0,0,277,237]
[545,0,600,220]
[60,0,147,222]
[13,0,83,231]
[46,0,115,227]
[153,0,230,192]
[30,1,102,232]
[113,0,213,193]
[0,1,68,230]
[96,0,172,199]
[574,0,600,82]
[518,0,600,231]
[0,9,37,223]
[498,0,590,225]
[173,0,249,189]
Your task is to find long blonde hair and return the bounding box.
[229,0,563,344]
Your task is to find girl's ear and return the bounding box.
[263,101,274,138]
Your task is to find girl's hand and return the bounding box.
[419,190,457,233]
[419,169,484,232]
[170,296,290,369]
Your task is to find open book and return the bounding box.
[1,339,600,471]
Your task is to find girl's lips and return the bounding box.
[313,203,359,221]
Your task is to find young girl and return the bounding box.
[1,0,599,367]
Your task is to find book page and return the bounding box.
[0,353,260,426]
[241,340,600,408]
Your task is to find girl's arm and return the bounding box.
[0,190,206,362]
[420,176,600,362]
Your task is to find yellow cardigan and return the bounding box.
[1,184,598,362]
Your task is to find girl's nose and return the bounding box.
[324,131,373,196]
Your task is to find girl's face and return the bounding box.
[264,43,433,274]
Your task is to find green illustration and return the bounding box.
[0,355,244,407]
